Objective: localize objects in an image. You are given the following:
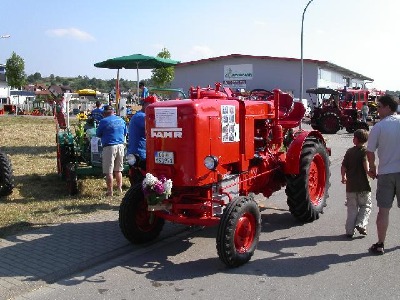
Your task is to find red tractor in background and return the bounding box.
[308,87,369,134]
[338,87,369,110]
[338,87,384,111]
[119,83,331,267]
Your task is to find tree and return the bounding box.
[5,52,26,89]
[33,72,42,81]
[26,74,35,84]
[27,72,42,83]
[150,48,175,87]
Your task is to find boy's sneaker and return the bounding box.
[355,225,367,236]
[369,242,384,255]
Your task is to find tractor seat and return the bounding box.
[267,89,294,119]
[278,101,306,129]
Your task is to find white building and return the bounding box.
[0,64,9,104]
[171,54,373,101]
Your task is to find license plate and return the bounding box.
[155,151,174,165]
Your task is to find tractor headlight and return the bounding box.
[204,155,218,170]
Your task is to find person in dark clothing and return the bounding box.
[341,129,371,238]
[126,95,158,169]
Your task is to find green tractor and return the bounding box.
[55,93,129,195]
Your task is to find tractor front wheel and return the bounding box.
[0,151,14,197]
[119,184,165,243]
[355,121,369,131]
[347,121,369,133]
[319,113,340,134]
[216,196,261,267]
[65,163,78,195]
[286,138,331,222]
[57,143,68,180]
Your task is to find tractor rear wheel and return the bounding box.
[65,163,78,195]
[216,196,261,267]
[286,138,331,222]
[319,113,340,134]
[0,151,14,197]
[119,184,165,243]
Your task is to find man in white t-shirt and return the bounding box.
[366,94,400,255]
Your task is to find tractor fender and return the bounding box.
[284,130,327,175]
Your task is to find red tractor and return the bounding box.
[119,83,331,267]
[308,87,369,134]
[338,87,369,110]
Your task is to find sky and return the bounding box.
[1,0,398,90]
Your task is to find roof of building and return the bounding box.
[35,90,51,96]
[10,90,35,97]
[176,54,373,81]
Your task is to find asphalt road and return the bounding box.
[14,125,400,300]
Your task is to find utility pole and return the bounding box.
[300,0,314,129]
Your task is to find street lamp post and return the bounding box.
[300,0,314,129]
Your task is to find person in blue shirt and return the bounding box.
[127,95,157,169]
[91,101,104,122]
[139,81,149,99]
[96,105,127,196]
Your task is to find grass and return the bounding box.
[0,115,131,238]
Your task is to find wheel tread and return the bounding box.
[285,138,331,222]
[119,185,165,243]
[0,151,15,197]
[217,197,261,267]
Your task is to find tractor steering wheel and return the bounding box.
[249,89,273,101]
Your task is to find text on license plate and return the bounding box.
[155,151,174,165]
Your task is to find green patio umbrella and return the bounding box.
[94,53,180,97]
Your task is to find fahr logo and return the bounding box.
[151,128,182,138]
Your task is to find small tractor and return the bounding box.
[307,87,369,134]
[119,82,331,267]
[0,150,14,197]
[55,93,128,195]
